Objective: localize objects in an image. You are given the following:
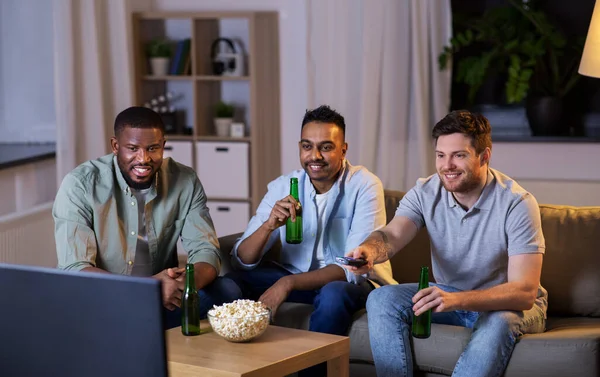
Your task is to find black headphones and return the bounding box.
[211,38,237,75]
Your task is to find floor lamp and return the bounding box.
[580,1,600,77]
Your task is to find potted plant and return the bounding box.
[214,101,235,137]
[146,38,171,76]
[438,0,583,136]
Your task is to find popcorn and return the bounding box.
[207,299,270,342]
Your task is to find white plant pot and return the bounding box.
[149,57,170,76]
[214,118,233,137]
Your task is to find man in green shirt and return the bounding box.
[53,106,236,327]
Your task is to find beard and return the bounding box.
[438,169,482,194]
[118,165,155,190]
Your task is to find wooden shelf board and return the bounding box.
[165,135,194,141]
[196,75,250,81]
[142,75,249,82]
[196,136,251,142]
[135,11,257,20]
[143,75,194,81]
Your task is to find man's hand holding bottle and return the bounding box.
[264,195,301,231]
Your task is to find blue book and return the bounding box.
[169,40,184,75]
[176,39,191,75]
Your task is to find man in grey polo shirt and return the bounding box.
[345,110,547,377]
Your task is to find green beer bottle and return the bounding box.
[412,266,432,339]
[181,263,200,336]
[286,177,302,244]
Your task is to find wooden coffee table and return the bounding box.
[167,321,350,376]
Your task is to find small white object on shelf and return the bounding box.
[230,123,245,138]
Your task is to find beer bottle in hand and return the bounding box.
[181,263,200,336]
[286,177,302,244]
[412,266,432,339]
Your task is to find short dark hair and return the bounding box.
[114,106,165,136]
[432,110,492,154]
[302,105,346,137]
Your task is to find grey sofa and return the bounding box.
[215,190,600,377]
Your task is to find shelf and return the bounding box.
[165,134,252,143]
[164,135,252,142]
[165,135,194,141]
[143,75,194,81]
[136,11,257,20]
[196,76,250,81]
[196,136,251,142]
[143,75,250,81]
[132,11,280,215]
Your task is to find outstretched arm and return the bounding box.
[345,215,419,275]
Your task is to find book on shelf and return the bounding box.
[169,40,183,75]
[176,39,191,75]
[169,38,191,76]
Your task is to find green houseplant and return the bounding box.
[146,38,171,58]
[214,101,235,137]
[215,101,235,118]
[145,39,171,76]
[439,0,583,135]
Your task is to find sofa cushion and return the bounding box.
[211,232,242,276]
[347,310,371,362]
[383,189,404,225]
[346,313,600,377]
[539,205,600,318]
[504,317,600,377]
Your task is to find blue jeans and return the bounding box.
[222,263,373,334]
[163,276,241,329]
[366,283,546,377]
[221,263,373,377]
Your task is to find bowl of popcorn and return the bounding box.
[207,299,271,342]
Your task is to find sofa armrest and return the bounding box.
[217,232,243,276]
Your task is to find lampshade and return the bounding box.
[579,1,600,78]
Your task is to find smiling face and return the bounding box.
[299,121,347,194]
[435,133,489,195]
[110,126,165,190]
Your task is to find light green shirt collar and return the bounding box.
[112,155,158,201]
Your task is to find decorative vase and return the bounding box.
[214,118,233,137]
[525,96,567,136]
[149,57,170,76]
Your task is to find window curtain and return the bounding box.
[53,0,136,182]
[306,0,452,191]
[0,0,56,143]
